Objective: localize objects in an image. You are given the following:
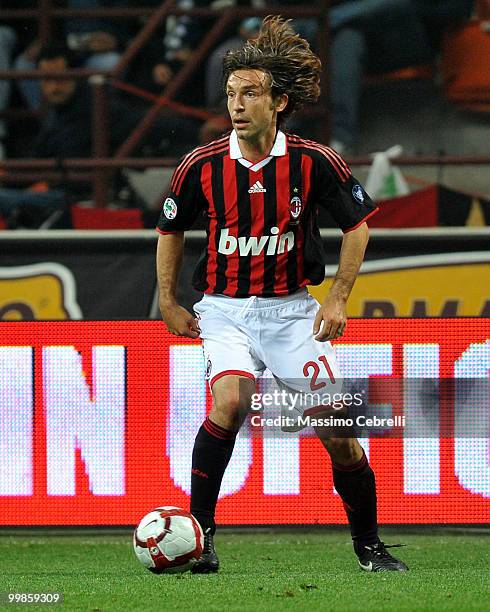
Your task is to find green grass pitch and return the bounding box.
[0,531,489,611]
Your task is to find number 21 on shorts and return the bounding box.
[303,355,336,390]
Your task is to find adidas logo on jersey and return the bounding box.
[218,227,294,256]
[248,181,267,193]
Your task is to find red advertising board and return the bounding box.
[0,319,489,525]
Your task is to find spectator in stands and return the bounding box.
[0,45,90,226]
[14,0,135,110]
[125,0,211,108]
[63,0,129,70]
[328,0,475,154]
[30,45,91,158]
[0,43,200,227]
[0,25,17,158]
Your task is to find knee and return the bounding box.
[213,390,249,416]
[211,391,251,430]
[210,375,255,430]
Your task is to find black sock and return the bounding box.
[332,451,379,554]
[190,417,237,535]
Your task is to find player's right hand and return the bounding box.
[161,304,201,338]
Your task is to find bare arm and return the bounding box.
[313,222,369,341]
[156,233,200,338]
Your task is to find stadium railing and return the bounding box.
[0,1,331,209]
[0,1,489,211]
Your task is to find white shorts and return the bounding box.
[194,289,344,429]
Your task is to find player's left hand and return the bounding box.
[313,295,347,342]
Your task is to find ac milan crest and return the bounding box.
[289,196,302,221]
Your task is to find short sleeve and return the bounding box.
[157,162,205,233]
[315,155,378,232]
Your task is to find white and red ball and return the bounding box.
[133,506,203,574]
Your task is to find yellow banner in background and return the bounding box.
[309,254,490,317]
[0,264,82,320]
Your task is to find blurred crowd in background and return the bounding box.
[0,0,480,227]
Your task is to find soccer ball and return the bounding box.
[133,506,203,574]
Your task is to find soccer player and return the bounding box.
[156,16,408,573]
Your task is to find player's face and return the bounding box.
[226,69,288,142]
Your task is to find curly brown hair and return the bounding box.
[222,15,321,123]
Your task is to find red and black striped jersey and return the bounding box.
[157,130,378,297]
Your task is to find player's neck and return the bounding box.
[238,128,278,163]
